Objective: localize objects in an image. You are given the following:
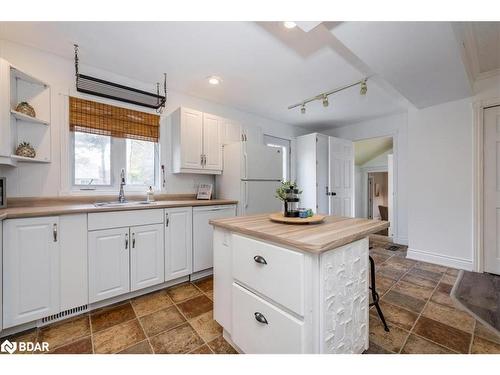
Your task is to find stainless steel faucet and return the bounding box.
[118,168,126,203]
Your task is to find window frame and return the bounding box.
[70,131,160,193]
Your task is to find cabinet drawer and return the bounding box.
[232,283,304,354]
[88,209,163,231]
[232,234,304,316]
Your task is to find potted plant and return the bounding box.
[275,180,302,217]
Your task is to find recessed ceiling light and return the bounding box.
[283,21,297,29]
[208,75,222,85]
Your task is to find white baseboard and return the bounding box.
[393,236,408,246]
[406,248,473,271]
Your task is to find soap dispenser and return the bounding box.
[146,186,155,202]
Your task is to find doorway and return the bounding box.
[354,136,393,237]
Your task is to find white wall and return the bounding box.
[0,40,303,197]
[318,113,408,245]
[407,98,474,270]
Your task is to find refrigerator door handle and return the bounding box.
[244,181,249,208]
[243,152,248,180]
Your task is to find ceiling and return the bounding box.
[354,136,393,166]
[455,22,500,81]
[0,21,481,129]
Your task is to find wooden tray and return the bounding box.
[269,212,326,225]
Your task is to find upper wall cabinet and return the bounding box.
[221,118,262,145]
[0,58,51,166]
[171,107,223,174]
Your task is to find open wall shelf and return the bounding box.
[11,109,50,126]
[0,58,52,165]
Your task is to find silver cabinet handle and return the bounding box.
[125,233,129,249]
[253,255,267,265]
[165,213,169,227]
[254,312,268,324]
[132,233,136,248]
[53,223,58,242]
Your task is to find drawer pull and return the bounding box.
[253,255,267,265]
[254,312,268,325]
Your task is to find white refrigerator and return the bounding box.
[216,142,283,215]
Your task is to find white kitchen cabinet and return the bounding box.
[171,107,222,174]
[88,227,130,303]
[221,118,262,145]
[193,205,236,273]
[3,216,60,328]
[164,207,193,281]
[202,113,223,171]
[130,224,164,291]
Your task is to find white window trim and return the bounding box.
[70,131,160,194]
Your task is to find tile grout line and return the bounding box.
[397,269,448,353]
[129,300,155,355]
[468,319,477,354]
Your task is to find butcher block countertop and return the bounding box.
[210,213,389,254]
[0,194,237,221]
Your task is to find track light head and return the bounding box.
[300,104,306,114]
[360,79,368,95]
[322,94,329,107]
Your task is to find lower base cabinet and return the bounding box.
[164,207,192,281]
[88,227,130,303]
[130,224,164,291]
[3,215,88,329]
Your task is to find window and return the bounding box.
[126,139,156,186]
[70,97,160,191]
[264,134,291,181]
[74,132,111,186]
[72,133,159,190]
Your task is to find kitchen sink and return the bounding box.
[93,201,157,208]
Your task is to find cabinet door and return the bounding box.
[193,205,236,272]
[130,224,164,291]
[203,113,222,171]
[88,227,130,303]
[3,217,60,328]
[164,207,192,281]
[181,108,204,169]
[222,119,243,144]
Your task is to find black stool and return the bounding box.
[369,255,389,332]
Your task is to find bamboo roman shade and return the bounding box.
[69,97,160,142]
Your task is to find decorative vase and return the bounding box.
[15,102,36,118]
[15,142,36,158]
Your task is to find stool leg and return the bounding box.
[369,255,390,332]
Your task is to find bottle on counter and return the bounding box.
[146,186,155,202]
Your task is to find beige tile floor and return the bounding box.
[3,237,500,354]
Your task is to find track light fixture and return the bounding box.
[288,78,369,114]
[360,79,367,95]
[322,94,329,107]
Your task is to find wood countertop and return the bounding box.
[0,197,237,221]
[210,213,389,254]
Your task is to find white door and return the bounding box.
[484,106,500,275]
[165,207,192,281]
[328,136,354,217]
[242,180,283,215]
[3,217,60,328]
[317,134,330,215]
[203,113,222,170]
[193,206,236,272]
[181,107,204,169]
[130,224,164,291]
[88,227,130,303]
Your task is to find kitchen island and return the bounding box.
[209,214,389,354]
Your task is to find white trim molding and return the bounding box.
[407,248,473,271]
[472,96,500,273]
